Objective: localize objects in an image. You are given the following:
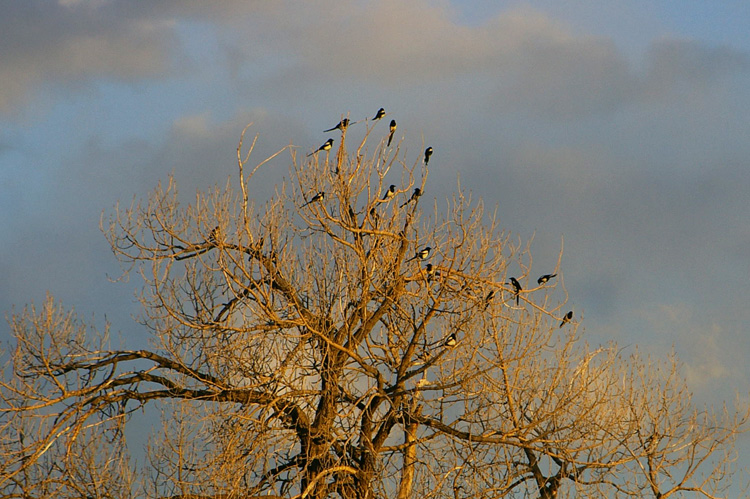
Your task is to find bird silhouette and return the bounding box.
[509,277,522,305]
[207,226,220,245]
[407,246,431,262]
[373,108,385,120]
[174,226,220,261]
[387,119,397,146]
[560,310,573,328]
[300,191,325,208]
[424,263,436,281]
[537,273,557,285]
[308,138,333,156]
[400,188,422,207]
[324,119,349,132]
[381,184,396,201]
[424,147,433,165]
[484,290,495,310]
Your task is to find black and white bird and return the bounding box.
[484,290,495,310]
[424,263,436,281]
[400,187,422,207]
[387,119,397,146]
[509,277,522,305]
[424,147,433,165]
[301,191,325,208]
[407,246,431,262]
[381,184,396,201]
[537,273,557,285]
[174,226,220,261]
[373,108,385,120]
[560,310,573,328]
[308,138,333,156]
[443,333,457,348]
[207,226,220,245]
[324,119,349,132]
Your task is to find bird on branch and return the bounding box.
[407,246,431,262]
[324,119,349,132]
[560,310,573,328]
[308,138,334,156]
[387,119,397,146]
[538,273,557,285]
[509,277,522,305]
[300,191,325,208]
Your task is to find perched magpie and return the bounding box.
[484,290,495,310]
[424,147,433,165]
[207,226,220,245]
[560,310,573,328]
[324,119,349,132]
[308,138,333,156]
[443,332,457,348]
[373,108,385,120]
[387,119,397,146]
[300,191,325,208]
[174,226,220,261]
[381,184,396,201]
[400,187,422,208]
[537,273,557,285]
[407,246,431,262]
[424,263,436,281]
[509,277,522,305]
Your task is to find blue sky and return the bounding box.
[1,0,749,472]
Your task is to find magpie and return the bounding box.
[308,138,333,156]
[400,188,422,207]
[367,207,379,230]
[373,108,385,120]
[537,273,557,285]
[443,333,457,348]
[381,184,396,201]
[424,263,435,281]
[560,310,573,328]
[300,191,325,208]
[387,119,397,146]
[484,290,495,310]
[407,246,431,262]
[174,226,220,261]
[509,277,522,305]
[207,226,220,245]
[324,119,349,132]
[424,147,433,165]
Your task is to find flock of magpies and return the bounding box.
[304,108,576,350]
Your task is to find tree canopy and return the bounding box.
[1,119,746,499]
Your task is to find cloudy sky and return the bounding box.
[1,0,749,460]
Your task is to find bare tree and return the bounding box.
[1,121,747,499]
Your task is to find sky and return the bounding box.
[1,0,749,472]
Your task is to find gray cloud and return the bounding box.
[644,37,750,91]
[218,4,750,122]
[0,1,181,114]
